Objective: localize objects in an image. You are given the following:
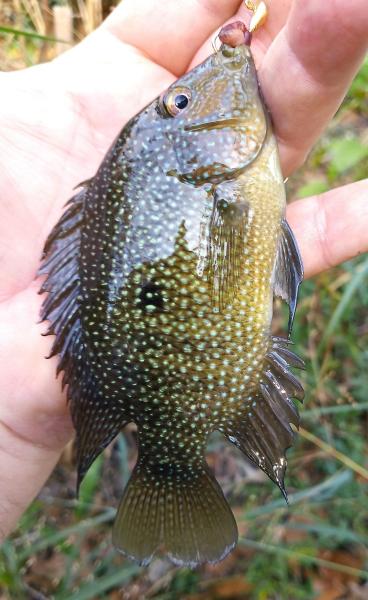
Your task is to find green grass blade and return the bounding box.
[303,401,368,418]
[318,257,368,353]
[77,454,104,518]
[17,509,116,561]
[239,538,368,579]
[67,566,140,600]
[242,470,352,519]
[282,521,368,545]
[0,25,70,44]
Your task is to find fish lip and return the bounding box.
[184,117,246,133]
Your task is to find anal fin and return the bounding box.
[224,337,304,499]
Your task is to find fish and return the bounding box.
[39,21,304,567]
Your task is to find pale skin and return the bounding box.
[0,0,367,539]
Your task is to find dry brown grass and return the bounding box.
[0,0,108,67]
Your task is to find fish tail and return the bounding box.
[112,459,238,567]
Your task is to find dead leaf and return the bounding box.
[206,576,252,599]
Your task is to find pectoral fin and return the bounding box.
[202,186,251,310]
[274,219,303,335]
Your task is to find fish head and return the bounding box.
[153,43,268,186]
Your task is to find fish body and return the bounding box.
[40,38,304,566]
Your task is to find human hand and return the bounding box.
[0,0,367,538]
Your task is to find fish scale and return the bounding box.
[39,33,304,566]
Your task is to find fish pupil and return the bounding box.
[174,94,189,110]
[139,282,164,312]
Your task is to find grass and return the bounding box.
[0,8,367,600]
[0,24,68,43]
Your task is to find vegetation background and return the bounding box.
[0,1,367,598]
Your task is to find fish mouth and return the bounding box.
[184,118,246,132]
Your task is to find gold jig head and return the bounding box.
[244,1,268,32]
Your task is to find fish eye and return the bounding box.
[174,94,189,110]
[161,87,192,117]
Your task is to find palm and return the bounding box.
[0,0,367,533]
[0,24,180,450]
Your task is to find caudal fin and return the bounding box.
[112,462,238,567]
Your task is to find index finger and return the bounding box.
[261,0,368,174]
[102,0,242,76]
[287,179,368,279]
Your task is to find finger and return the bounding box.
[260,0,368,175]
[287,179,368,279]
[0,421,62,541]
[0,284,72,447]
[101,0,243,75]
[0,284,72,539]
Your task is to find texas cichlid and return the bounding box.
[39,21,304,567]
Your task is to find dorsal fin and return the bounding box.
[274,219,303,335]
[39,189,85,376]
[39,187,128,491]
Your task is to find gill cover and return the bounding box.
[162,44,268,185]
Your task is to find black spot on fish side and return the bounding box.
[139,281,165,312]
